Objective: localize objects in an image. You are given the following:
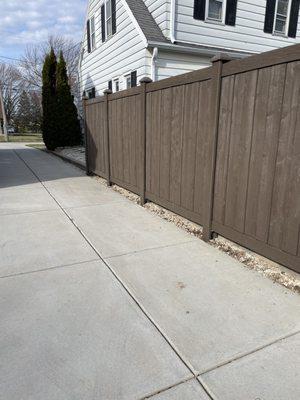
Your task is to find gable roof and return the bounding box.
[125,0,169,43]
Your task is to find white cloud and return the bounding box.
[0,0,86,57]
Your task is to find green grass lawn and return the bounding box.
[0,133,43,143]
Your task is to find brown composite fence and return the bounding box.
[83,44,300,274]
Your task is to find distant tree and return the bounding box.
[56,51,81,147]
[0,63,24,125]
[29,91,42,132]
[21,35,80,96]
[15,90,42,133]
[42,48,58,150]
[16,91,31,131]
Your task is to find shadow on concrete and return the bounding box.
[0,147,84,190]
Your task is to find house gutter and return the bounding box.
[170,0,176,43]
[147,41,252,59]
[151,47,158,81]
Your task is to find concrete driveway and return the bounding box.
[1,143,299,400]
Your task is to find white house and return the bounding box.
[80,0,300,98]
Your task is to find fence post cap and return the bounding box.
[211,53,232,63]
[139,77,152,84]
[82,95,89,101]
[103,89,112,94]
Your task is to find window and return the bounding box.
[86,16,96,53]
[87,87,96,99]
[113,78,120,92]
[264,0,299,38]
[194,0,237,26]
[124,71,137,89]
[125,74,132,89]
[206,0,226,22]
[101,0,116,42]
[106,0,112,37]
[274,0,291,35]
[90,16,96,50]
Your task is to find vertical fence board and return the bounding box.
[194,80,212,217]
[145,92,153,194]
[149,90,162,197]
[245,65,286,241]
[159,88,172,201]
[169,86,185,206]
[224,70,258,233]
[268,61,300,255]
[122,97,130,184]
[180,83,199,211]
[213,75,235,224]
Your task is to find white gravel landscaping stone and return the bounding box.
[54,146,86,166]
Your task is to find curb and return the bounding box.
[46,150,86,171]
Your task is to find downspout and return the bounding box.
[170,0,176,43]
[151,47,158,82]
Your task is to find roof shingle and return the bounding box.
[125,0,169,43]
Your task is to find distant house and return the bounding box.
[79,0,300,97]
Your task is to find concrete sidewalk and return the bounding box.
[0,143,299,400]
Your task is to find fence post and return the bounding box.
[82,95,91,176]
[139,77,152,205]
[103,89,112,186]
[202,54,231,242]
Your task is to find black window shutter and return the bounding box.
[288,0,300,38]
[91,88,96,98]
[112,0,117,34]
[101,4,106,42]
[264,0,276,33]
[225,0,238,26]
[193,0,206,20]
[87,20,91,53]
[131,71,137,87]
[108,80,112,91]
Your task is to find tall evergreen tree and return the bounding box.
[42,48,58,150]
[56,51,81,147]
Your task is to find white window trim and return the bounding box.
[205,0,227,24]
[273,0,292,36]
[90,15,96,51]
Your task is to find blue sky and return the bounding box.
[0,0,87,62]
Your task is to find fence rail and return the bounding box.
[83,43,300,274]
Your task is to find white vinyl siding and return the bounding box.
[80,0,149,97]
[176,0,300,53]
[155,50,211,80]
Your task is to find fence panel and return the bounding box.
[85,100,107,178]
[108,93,142,194]
[212,60,300,272]
[145,78,213,225]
